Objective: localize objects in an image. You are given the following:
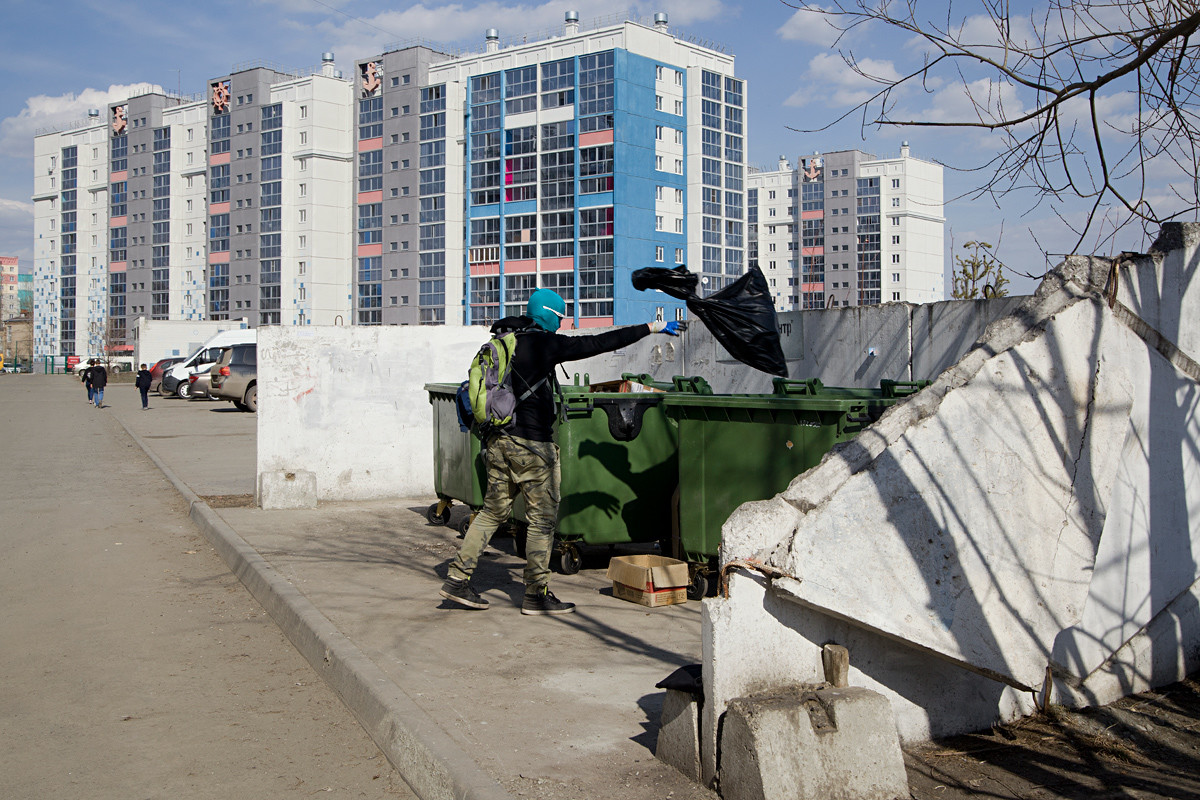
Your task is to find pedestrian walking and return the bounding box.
[439,288,680,615]
[83,359,95,403]
[91,361,108,408]
[135,363,152,410]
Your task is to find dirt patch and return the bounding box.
[907,675,1200,799]
[201,493,257,508]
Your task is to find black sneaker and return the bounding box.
[521,587,575,616]
[439,578,488,609]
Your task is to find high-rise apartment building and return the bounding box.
[0,257,18,321]
[33,13,744,354]
[202,58,354,328]
[33,109,117,357]
[749,146,944,311]
[356,12,744,328]
[105,92,209,346]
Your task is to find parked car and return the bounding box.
[209,343,258,412]
[162,329,256,399]
[149,357,184,393]
[74,356,134,377]
[187,367,215,400]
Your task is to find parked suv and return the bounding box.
[210,343,257,412]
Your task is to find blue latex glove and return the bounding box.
[649,320,682,336]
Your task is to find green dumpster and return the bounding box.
[549,388,680,572]
[425,383,486,529]
[426,376,712,573]
[662,378,928,598]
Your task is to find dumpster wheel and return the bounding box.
[426,500,452,526]
[557,541,583,575]
[687,565,711,601]
[457,512,476,538]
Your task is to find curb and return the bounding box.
[115,415,516,800]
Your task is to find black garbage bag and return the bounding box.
[632,266,788,376]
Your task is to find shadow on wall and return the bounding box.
[714,225,1200,748]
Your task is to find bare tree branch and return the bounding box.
[781,0,1200,255]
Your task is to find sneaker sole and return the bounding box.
[521,605,576,616]
[439,588,488,609]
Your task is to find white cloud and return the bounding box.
[777,5,841,46]
[0,84,164,159]
[315,0,727,58]
[784,52,901,108]
[0,198,33,219]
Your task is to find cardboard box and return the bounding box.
[607,554,690,607]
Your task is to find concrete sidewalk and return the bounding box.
[105,379,716,800]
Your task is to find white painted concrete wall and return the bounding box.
[253,296,1040,505]
[701,224,1200,780]
[257,325,489,503]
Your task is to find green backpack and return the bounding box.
[466,331,547,439]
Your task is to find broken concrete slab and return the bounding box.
[657,689,702,782]
[719,685,908,800]
[257,469,317,509]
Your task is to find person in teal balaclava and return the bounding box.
[441,288,680,615]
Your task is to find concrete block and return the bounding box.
[719,686,908,800]
[258,469,317,510]
[656,689,702,782]
[822,644,849,688]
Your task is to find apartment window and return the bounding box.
[674,218,683,233]
[675,248,684,263]
[892,292,901,301]
[892,235,901,244]
[892,179,900,188]
[299,261,307,274]
[656,215,664,231]
[655,95,663,111]
[892,197,900,207]
[892,253,901,263]
[674,99,683,115]
[655,246,664,262]
[656,65,664,81]
[299,184,307,197]
[892,273,901,282]
[299,235,307,248]
[891,216,900,226]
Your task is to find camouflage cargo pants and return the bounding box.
[447,433,560,593]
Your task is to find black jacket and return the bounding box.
[494,315,651,443]
[135,369,152,390]
[90,365,108,389]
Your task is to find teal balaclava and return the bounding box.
[527,288,567,332]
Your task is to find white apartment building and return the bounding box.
[749,144,944,311]
[32,109,115,357]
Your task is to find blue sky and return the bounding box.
[0,0,1185,295]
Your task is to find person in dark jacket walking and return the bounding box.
[90,361,108,408]
[440,288,680,615]
[83,359,95,403]
[135,364,152,410]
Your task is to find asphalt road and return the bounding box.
[0,374,415,799]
